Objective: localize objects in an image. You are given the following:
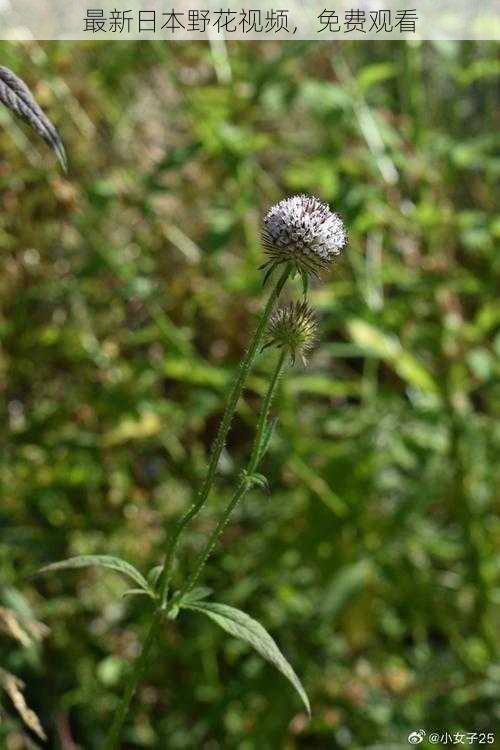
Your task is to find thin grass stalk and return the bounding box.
[0,66,67,170]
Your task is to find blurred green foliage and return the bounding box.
[0,40,499,749]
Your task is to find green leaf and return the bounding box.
[347,319,439,396]
[167,605,180,620]
[179,586,213,605]
[357,63,397,92]
[122,589,154,599]
[300,270,309,297]
[184,601,310,715]
[147,565,163,588]
[247,472,270,493]
[35,555,150,591]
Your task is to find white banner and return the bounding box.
[0,0,499,40]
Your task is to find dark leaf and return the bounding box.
[0,65,67,171]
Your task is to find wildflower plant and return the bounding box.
[35,194,347,747]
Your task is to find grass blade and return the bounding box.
[0,65,67,171]
[35,555,150,591]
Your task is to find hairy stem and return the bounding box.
[177,348,287,598]
[156,265,291,607]
[103,610,162,750]
[104,267,290,750]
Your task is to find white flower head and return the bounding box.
[262,194,347,284]
[265,301,318,366]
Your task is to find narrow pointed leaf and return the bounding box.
[122,589,154,599]
[347,319,439,395]
[179,586,213,605]
[276,268,290,296]
[262,263,277,288]
[184,601,310,715]
[35,555,150,591]
[300,270,309,297]
[0,65,67,171]
[246,472,270,493]
[147,565,163,588]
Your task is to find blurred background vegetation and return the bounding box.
[0,40,499,749]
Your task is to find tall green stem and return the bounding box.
[104,267,290,750]
[177,349,287,598]
[156,264,291,607]
[103,610,162,750]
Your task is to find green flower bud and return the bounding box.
[265,301,318,366]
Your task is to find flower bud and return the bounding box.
[262,194,346,284]
[265,301,318,366]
